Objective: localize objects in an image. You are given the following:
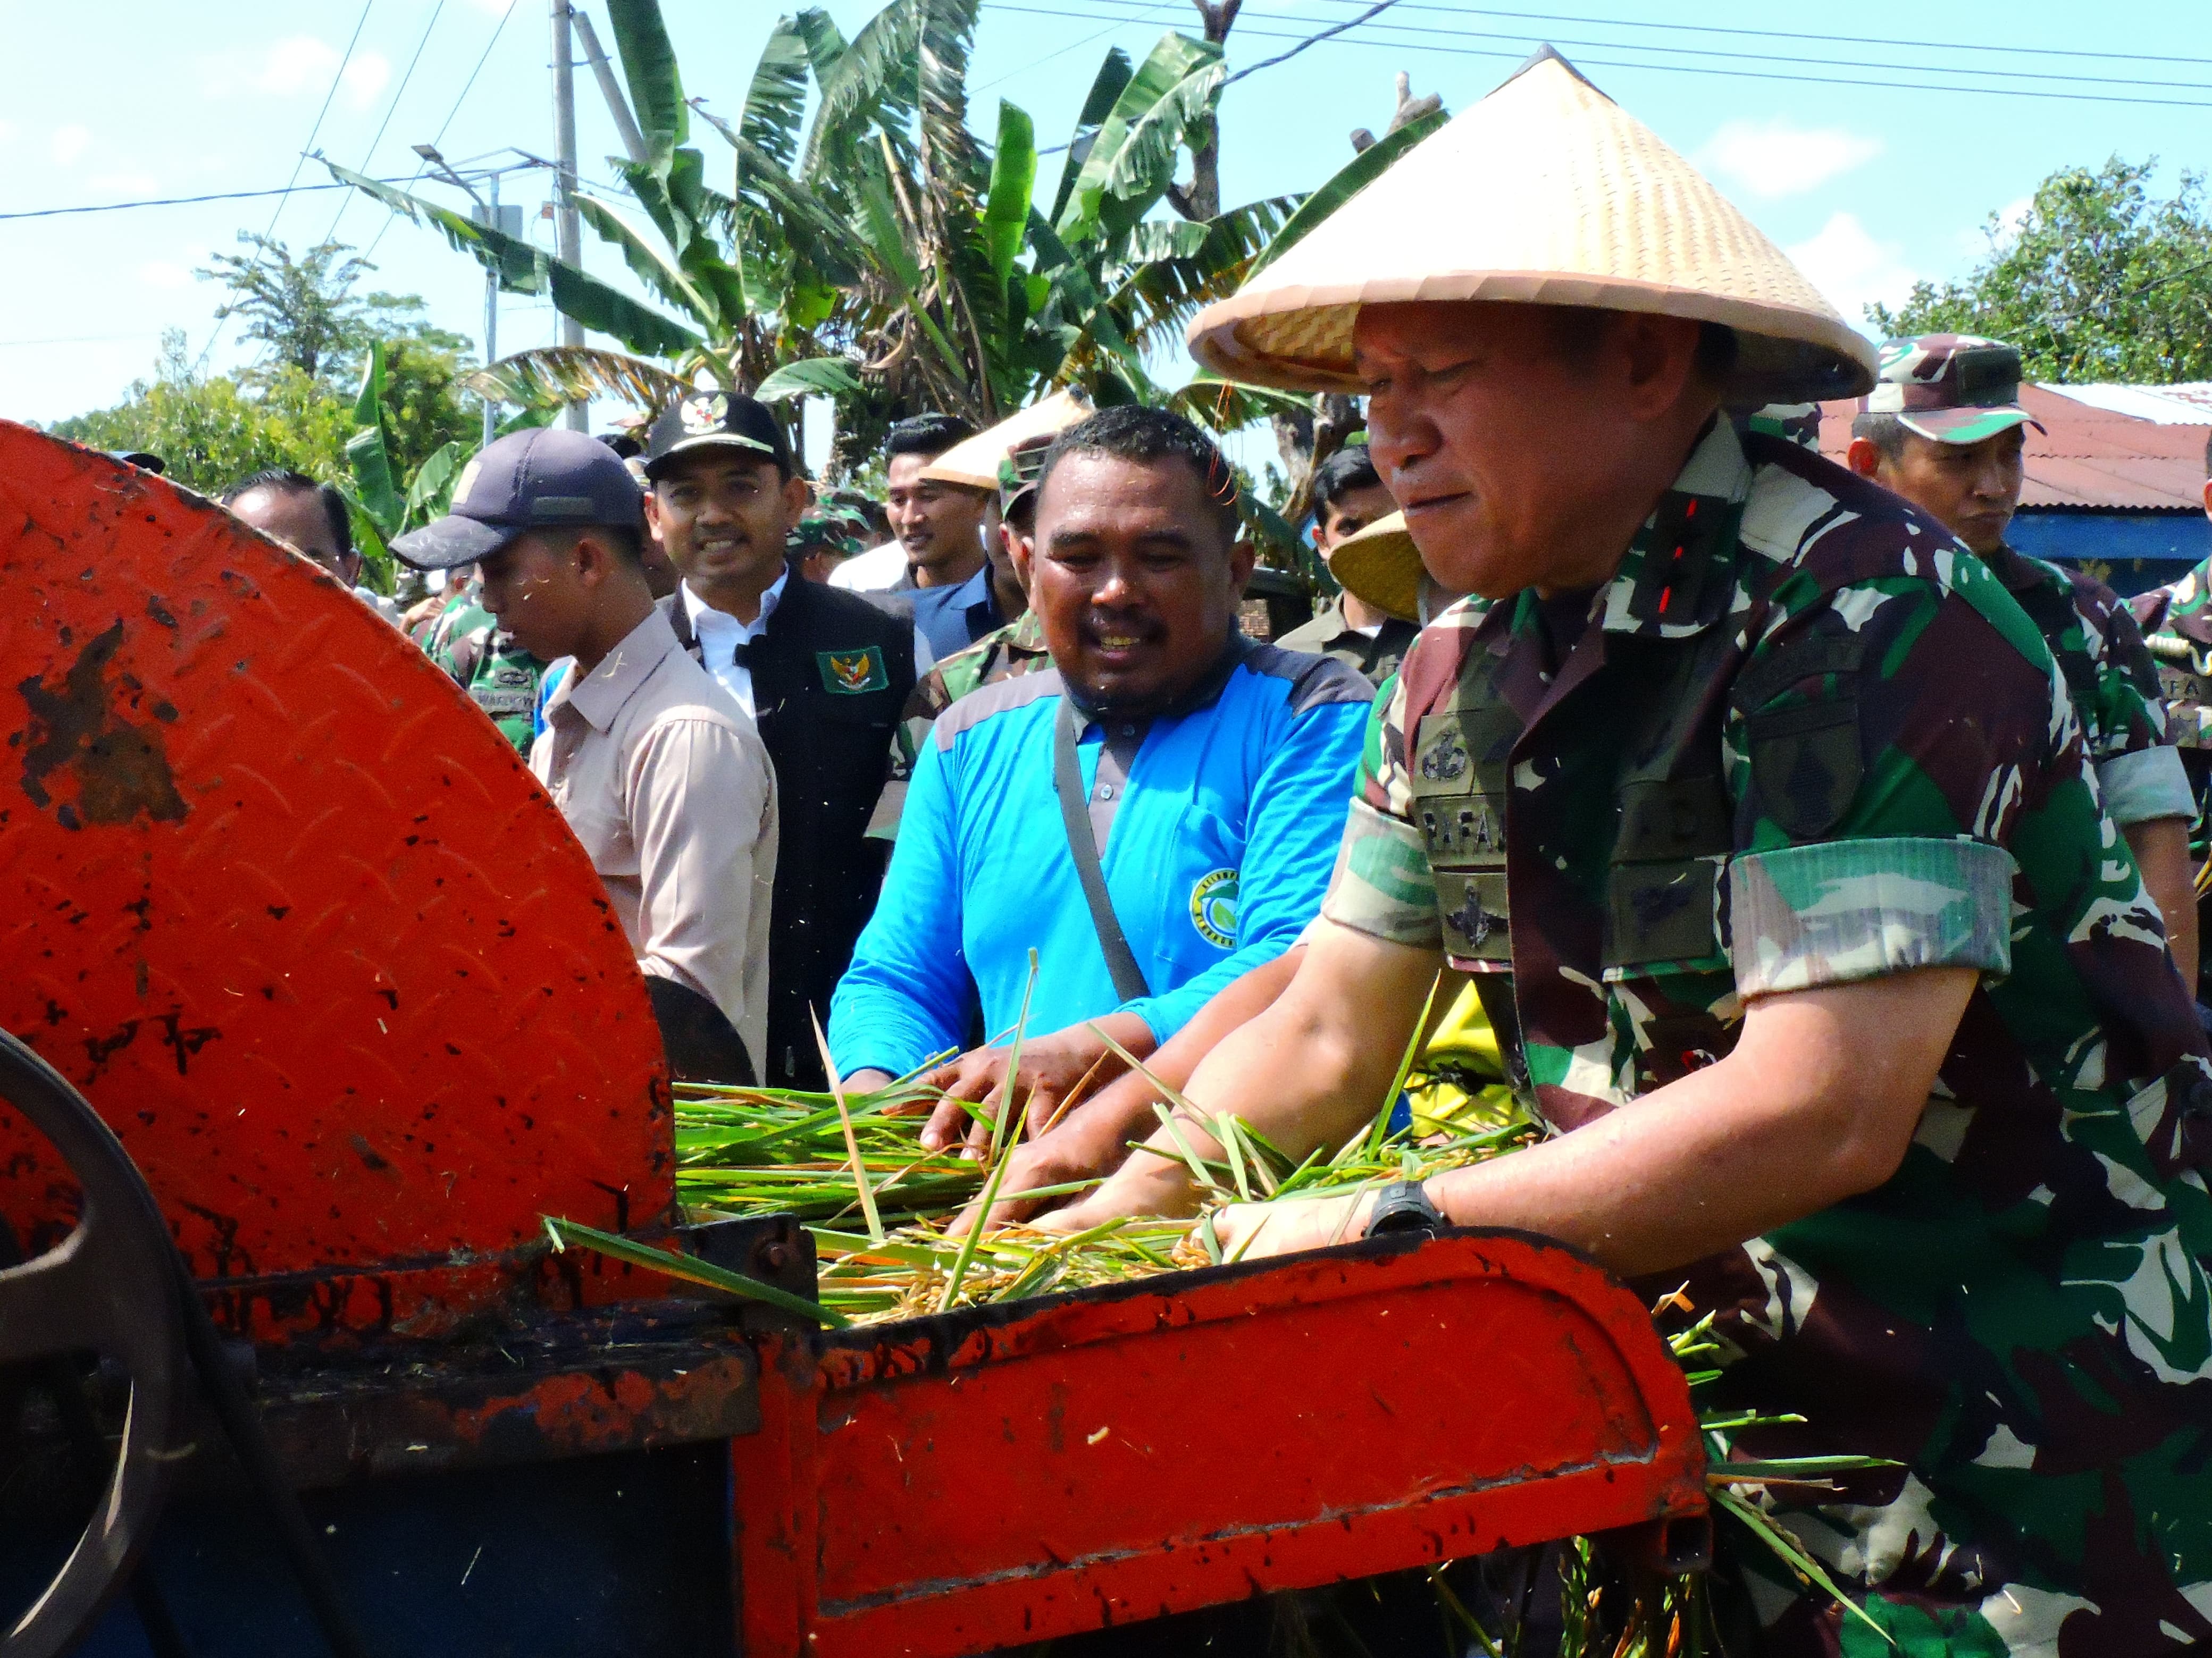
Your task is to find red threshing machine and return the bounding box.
[0,424,1706,1657]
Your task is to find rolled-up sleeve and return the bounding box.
[627,716,778,1067]
[1730,837,2015,997]
[2097,745,2196,827]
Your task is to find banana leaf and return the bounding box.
[983,100,1036,304]
[574,190,719,328]
[403,441,465,526]
[606,0,689,173]
[329,164,703,359]
[1055,32,1222,250]
[1049,47,1133,228]
[755,357,864,402]
[466,347,690,415]
[346,342,403,535]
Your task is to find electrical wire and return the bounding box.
[1040,0,2212,79]
[0,173,453,225]
[263,0,378,242]
[1277,0,2212,70]
[196,0,375,371]
[361,0,520,259]
[982,0,2212,108]
[324,0,449,245]
[1219,1,2212,92]
[1224,0,1405,85]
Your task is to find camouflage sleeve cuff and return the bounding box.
[1320,799,1442,948]
[2094,745,2197,827]
[1730,837,2015,998]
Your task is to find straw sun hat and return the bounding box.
[1327,510,1425,624]
[1188,49,1876,406]
[919,388,1094,492]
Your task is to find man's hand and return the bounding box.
[1044,922,1442,1230]
[948,1127,1115,1236]
[1212,1189,1379,1259]
[919,1015,1151,1155]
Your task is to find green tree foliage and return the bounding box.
[336,0,1379,473]
[197,232,475,388]
[49,330,353,495]
[1870,157,2212,383]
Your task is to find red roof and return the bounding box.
[1817,384,2210,512]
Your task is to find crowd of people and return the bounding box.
[201,46,2212,1657]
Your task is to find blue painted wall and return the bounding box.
[2011,510,2209,597]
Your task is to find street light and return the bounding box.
[413,144,522,451]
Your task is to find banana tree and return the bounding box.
[337,341,465,590]
[329,0,1376,461]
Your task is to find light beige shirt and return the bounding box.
[532,608,778,1071]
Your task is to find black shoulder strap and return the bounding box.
[1052,697,1151,1002]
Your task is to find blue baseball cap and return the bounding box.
[391,428,644,571]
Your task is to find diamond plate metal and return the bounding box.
[0,423,671,1333]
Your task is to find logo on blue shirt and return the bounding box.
[1190,867,1239,948]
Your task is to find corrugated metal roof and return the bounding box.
[1816,383,2210,512]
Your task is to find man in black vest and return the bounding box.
[644,390,917,1089]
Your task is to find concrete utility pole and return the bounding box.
[551,0,586,430]
[572,10,650,166]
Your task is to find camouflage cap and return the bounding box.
[996,432,1056,517]
[1864,334,2048,444]
[787,504,870,560]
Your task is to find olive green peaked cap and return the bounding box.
[1188,49,1877,405]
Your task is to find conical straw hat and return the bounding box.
[1188,50,1875,405]
[1328,510,1423,624]
[920,389,1094,490]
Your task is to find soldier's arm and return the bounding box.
[1041,918,1449,1227]
[2126,818,2198,990]
[1216,966,1973,1272]
[2088,594,2201,987]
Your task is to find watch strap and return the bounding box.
[1365,1178,1445,1238]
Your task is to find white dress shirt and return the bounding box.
[683,570,787,719]
[684,573,936,701]
[826,540,909,592]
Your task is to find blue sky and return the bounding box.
[5,0,2209,440]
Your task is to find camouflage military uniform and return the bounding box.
[868,609,1051,839]
[1325,419,2212,1654]
[1978,542,2189,828]
[2132,563,2212,847]
[419,580,547,754]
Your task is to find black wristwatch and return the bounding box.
[1365,1179,1446,1239]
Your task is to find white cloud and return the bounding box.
[0,119,16,148]
[199,38,391,111]
[138,260,195,291]
[1786,212,1917,329]
[91,171,162,197]
[51,124,90,166]
[340,51,392,111]
[1698,119,1882,200]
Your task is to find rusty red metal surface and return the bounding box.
[732,1229,1706,1657]
[0,424,670,1336]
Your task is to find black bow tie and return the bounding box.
[728,638,761,670]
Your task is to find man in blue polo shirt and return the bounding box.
[828,407,1371,1145]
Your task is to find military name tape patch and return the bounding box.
[1189,867,1239,948]
[817,645,889,695]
